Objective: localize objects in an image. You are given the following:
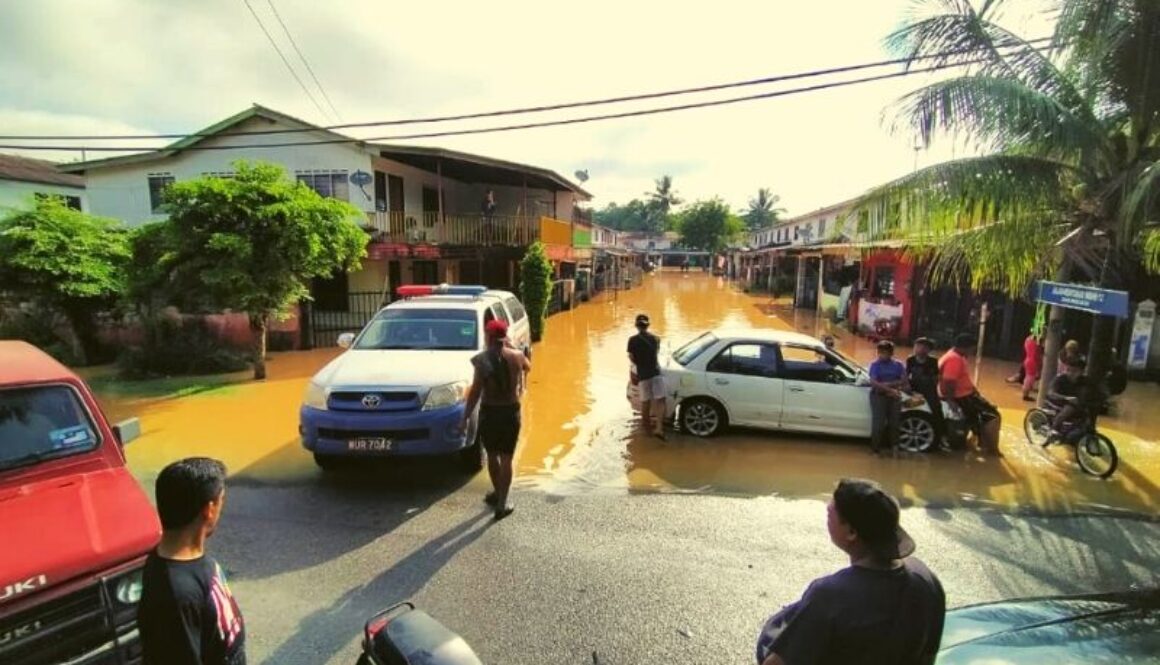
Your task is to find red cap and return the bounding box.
[485,319,509,339]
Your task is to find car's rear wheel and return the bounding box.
[898,412,936,452]
[680,398,726,437]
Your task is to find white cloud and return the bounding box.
[0,0,1056,215]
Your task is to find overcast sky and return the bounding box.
[0,0,1055,216]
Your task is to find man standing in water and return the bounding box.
[461,319,530,520]
[906,337,945,448]
[628,313,666,438]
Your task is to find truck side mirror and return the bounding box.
[113,418,141,446]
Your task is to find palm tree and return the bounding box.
[849,0,1160,398]
[645,175,682,233]
[744,187,787,230]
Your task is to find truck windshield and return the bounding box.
[0,385,101,471]
[354,309,479,350]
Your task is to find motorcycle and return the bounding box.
[359,602,483,665]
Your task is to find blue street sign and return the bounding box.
[1036,281,1130,318]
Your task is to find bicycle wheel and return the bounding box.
[1075,432,1119,479]
[1023,409,1052,447]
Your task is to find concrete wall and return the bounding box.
[0,180,87,214]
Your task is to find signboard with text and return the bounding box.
[1035,281,1130,318]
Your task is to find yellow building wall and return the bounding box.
[539,216,572,246]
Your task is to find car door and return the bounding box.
[501,296,531,349]
[776,343,871,436]
[702,342,784,428]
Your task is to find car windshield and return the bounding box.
[0,385,101,471]
[354,308,479,350]
[673,332,719,366]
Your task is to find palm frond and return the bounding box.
[1121,158,1160,239]
[846,154,1076,238]
[891,75,1108,169]
[1144,228,1160,273]
[903,219,1061,293]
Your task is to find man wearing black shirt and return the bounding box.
[628,313,666,438]
[755,479,945,665]
[139,457,245,665]
[906,337,945,447]
[1048,357,1093,432]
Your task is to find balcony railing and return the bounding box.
[363,211,540,246]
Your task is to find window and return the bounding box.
[778,344,852,383]
[818,218,827,239]
[0,385,100,471]
[34,193,81,210]
[148,173,175,213]
[296,170,350,201]
[871,267,896,299]
[673,332,718,366]
[503,297,528,323]
[491,303,511,325]
[794,226,800,239]
[857,210,870,234]
[706,343,778,377]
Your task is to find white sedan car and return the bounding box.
[629,329,942,451]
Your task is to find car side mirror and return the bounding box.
[113,418,141,446]
[855,372,871,387]
[337,332,356,349]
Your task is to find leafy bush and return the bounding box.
[0,308,79,365]
[118,317,249,379]
[519,242,553,342]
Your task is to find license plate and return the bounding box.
[347,438,392,452]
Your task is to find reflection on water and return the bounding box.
[516,271,1160,515]
[94,271,1159,515]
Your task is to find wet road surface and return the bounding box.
[99,271,1160,516]
[86,271,1160,664]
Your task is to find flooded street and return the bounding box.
[96,271,1160,516]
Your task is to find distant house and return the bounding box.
[0,153,86,214]
[62,104,592,345]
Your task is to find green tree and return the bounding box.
[849,0,1160,394]
[519,241,553,342]
[593,199,650,231]
[677,199,741,252]
[645,175,682,233]
[158,161,367,379]
[0,197,130,364]
[743,187,786,230]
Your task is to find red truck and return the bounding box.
[0,341,160,664]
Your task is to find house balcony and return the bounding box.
[362,211,576,249]
[363,211,543,247]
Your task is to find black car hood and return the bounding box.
[937,589,1160,664]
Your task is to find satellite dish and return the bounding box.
[574,169,589,183]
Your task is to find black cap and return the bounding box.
[635,314,650,327]
[954,333,974,349]
[833,478,915,560]
[914,336,933,348]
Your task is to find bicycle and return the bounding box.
[1023,403,1119,479]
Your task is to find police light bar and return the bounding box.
[396,284,488,298]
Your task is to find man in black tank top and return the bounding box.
[461,319,530,520]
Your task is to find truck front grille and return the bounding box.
[0,581,138,665]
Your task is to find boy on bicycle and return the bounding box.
[1047,357,1096,433]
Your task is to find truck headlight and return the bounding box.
[303,382,328,410]
[422,381,468,411]
[115,570,144,605]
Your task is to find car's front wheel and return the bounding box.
[898,412,936,452]
[680,398,726,437]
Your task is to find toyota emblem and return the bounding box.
[361,394,382,409]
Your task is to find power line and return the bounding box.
[0,38,1054,142]
[241,0,332,122]
[0,57,1006,153]
[265,0,342,121]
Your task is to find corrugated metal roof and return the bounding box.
[0,153,84,188]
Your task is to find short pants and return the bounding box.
[479,404,521,455]
[959,391,999,433]
[638,375,666,402]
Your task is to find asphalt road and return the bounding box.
[214,462,1160,665]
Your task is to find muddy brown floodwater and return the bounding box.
[96,271,1159,516]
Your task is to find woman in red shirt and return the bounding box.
[1020,333,1043,401]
